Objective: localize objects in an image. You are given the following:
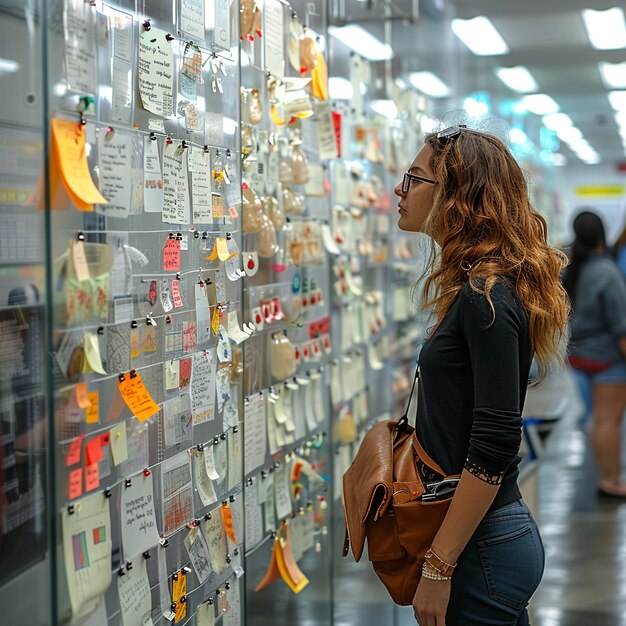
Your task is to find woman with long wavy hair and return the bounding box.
[394,125,569,626]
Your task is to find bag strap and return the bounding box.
[397,366,420,428]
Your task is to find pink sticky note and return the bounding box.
[163,238,181,272]
[228,206,239,219]
[66,434,84,467]
[85,436,104,466]
[85,463,99,492]
[179,357,192,389]
[68,468,83,499]
[171,279,184,308]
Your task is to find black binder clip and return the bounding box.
[104,487,112,498]
[143,551,151,560]
[67,504,75,515]
[125,478,132,488]
[143,20,151,31]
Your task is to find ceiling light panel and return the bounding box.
[408,71,451,98]
[494,66,538,93]
[608,90,626,110]
[599,61,626,89]
[581,8,626,50]
[451,16,509,56]
[521,94,559,115]
[328,25,393,61]
[542,113,573,131]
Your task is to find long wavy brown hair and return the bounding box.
[420,128,570,381]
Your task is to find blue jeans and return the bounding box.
[446,500,545,626]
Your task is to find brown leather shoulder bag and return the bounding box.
[342,367,459,605]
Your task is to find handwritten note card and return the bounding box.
[138,28,174,117]
[163,394,192,448]
[117,372,160,423]
[143,136,163,213]
[117,557,151,626]
[202,510,227,573]
[97,131,133,218]
[191,350,216,425]
[162,142,191,224]
[111,58,133,125]
[244,394,267,475]
[191,147,213,224]
[161,452,194,536]
[184,527,213,585]
[264,0,285,79]
[63,0,96,95]
[181,0,205,41]
[193,450,218,506]
[121,472,160,561]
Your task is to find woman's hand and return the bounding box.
[412,577,451,626]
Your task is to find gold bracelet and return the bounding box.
[421,562,451,582]
[424,548,457,577]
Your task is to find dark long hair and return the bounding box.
[562,210,607,307]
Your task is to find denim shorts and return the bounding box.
[588,359,626,385]
[446,500,545,626]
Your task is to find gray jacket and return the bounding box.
[568,255,626,364]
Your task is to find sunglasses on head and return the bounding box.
[435,124,467,143]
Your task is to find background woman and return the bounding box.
[563,210,626,499]
[394,125,569,626]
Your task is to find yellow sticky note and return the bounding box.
[85,391,99,424]
[117,372,160,423]
[216,238,236,262]
[51,118,107,208]
[109,421,128,466]
[172,570,187,623]
[211,307,221,336]
[83,332,107,375]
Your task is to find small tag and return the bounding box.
[228,205,239,219]
[149,118,166,133]
[72,239,90,282]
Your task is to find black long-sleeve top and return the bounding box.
[415,281,531,511]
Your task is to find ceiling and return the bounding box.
[447,0,626,167]
[331,0,626,168]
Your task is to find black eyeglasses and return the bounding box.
[401,172,436,194]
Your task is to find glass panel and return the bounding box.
[0,0,51,624]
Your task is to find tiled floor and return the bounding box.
[529,372,626,626]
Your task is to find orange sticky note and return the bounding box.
[86,436,104,465]
[68,468,83,499]
[220,503,237,545]
[75,382,91,409]
[86,391,99,424]
[85,463,100,492]
[163,237,181,272]
[117,371,160,423]
[66,434,84,467]
[254,539,281,591]
[172,570,187,623]
[51,118,107,208]
[228,206,239,219]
